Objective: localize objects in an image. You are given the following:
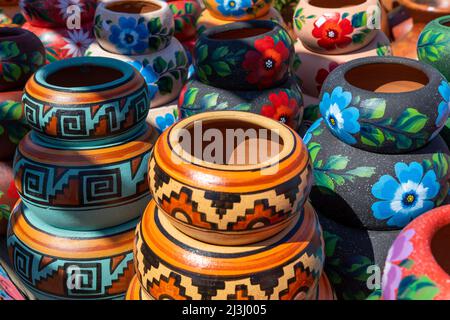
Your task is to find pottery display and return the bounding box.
[320,56,449,154]
[0,161,19,235]
[204,0,272,21]
[7,200,137,300]
[169,0,202,41]
[1,257,34,300]
[146,99,179,133]
[293,0,381,55]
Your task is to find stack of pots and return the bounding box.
[0,26,45,235]
[0,0,24,25]
[126,111,334,300]
[20,0,96,63]
[303,55,450,299]
[7,56,159,300]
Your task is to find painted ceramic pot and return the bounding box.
[0,27,45,91]
[320,56,449,154]
[19,0,97,28]
[293,0,381,55]
[13,123,158,230]
[94,0,174,55]
[305,118,450,231]
[194,20,294,91]
[294,30,392,97]
[146,99,179,133]
[0,6,25,25]
[203,0,272,21]
[0,161,19,236]
[7,201,136,300]
[134,200,324,300]
[179,77,304,131]
[22,22,95,63]
[417,16,450,81]
[23,57,150,141]
[0,258,34,300]
[86,38,189,108]
[312,272,336,300]
[148,111,313,245]
[318,212,399,300]
[381,205,450,300]
[169,0,202,41]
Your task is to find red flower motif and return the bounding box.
[178,84,188,107]
[261,91,300,129]
[242,36,290,89]
[315,62,339,93]
[312,13,354,50]
[7,180,19,200]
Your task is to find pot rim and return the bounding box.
[98,0,169,17]
[199,20,279,43]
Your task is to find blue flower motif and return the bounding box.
[436,81,450,127]
[109,17,149,55]
[128,61,159,100]
[303,118,323,145]
[371,162,440,228]
[319,86,360,145]
[155,113,175,133]
[216,0,251,17]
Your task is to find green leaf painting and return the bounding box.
[418,30,447,63]
[293,7,316,31]
[397,275,439,300]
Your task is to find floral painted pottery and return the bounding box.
[169,0,202,41]
[86,39,189,108]
[22,57,150,141]
[318,211,399,300]
[7,201,137,300]
[293,0,381,55]
[305,118,450,230]
[381,205,450,300]
[312,272,336,300]
[94,0,175,55]
[19,0,97,28]
[203,0,272,21]
[134,200,324,299]
[0,257,34,300]
[320,56,449,154]
[146,99,179,133]
[0,6,24,25]
[178,77,304,131]
[194,20,294,91]
[294,30,391,97]
[0,161,19,235]
[417,16,450,81]
[0,27,45,91]
[148,111,313,245]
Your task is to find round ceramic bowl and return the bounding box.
[148,111,313,245]
[169,0,202,41]
[293,0,381,55]
[23,57,150,141]
[417,16,450,81]
[320,56,449,154]
[0,161,19,236]
[194,20,294,91]
[0,27,45,91]
[86,38,189,109]
[381,205,450,300]
[19,0,97,28]
[294,30,392,97]
[94,0,174,55]
[305,118,450,231]
[134,200,324,300]
[7,201,137,300]
[204,0,272,21]
[13,123,158,231]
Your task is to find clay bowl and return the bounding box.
[320,56,449,154]
[148,111,313,245]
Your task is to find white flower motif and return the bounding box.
[56,0,84,19]
[62,29,92,57]
[325,103,344,129]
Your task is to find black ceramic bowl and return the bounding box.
[193,20,294,91]
[319,56,449,154]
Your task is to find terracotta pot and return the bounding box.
[148,111,312,245]
[0,6,24,25]
[417,16,450,82]
[0,27,45,91]
[294,30,391,97]
[94,0,174,55]
[203,0,272,21]
[312,272,336,300]
[146,99,179,133]
[305,118,450,230]
[320,56,449,154]
[134,200,324,299]
[86,39,189,108]
[169,0,202,41]
[381,205,450,300]
[178,77,304,131]
[19,0,97,28]
[0,257,34,300]
[13,123,158,230]
[293,0,381,55]
[0,161,19,236]
[7,201,137,300]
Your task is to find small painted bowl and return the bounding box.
[417,16,450,81]
[293,0,381,55]
[381,205,450,300]
[169,0,202,41]
[305,118,450,231]
[194,20,294,90]
[23,57,150,141]
[320,56,449,154]
[13,123,158,231]
[7,201,137,300]
[0,161,19,236]
[178,76,304,131]
[94,0,175,55]
[204,0,272,21]
[0,27,45,91]
[148,111,313,245]
[134,200,324,299]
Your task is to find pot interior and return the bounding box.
[344,63,429,93]
[209,27,272,40]
[106,1,161,13]
[309,0,366,8]
[45,65,124,88]
[439,18,450,27]
[431,223,450,276]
